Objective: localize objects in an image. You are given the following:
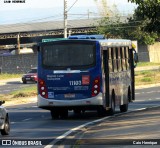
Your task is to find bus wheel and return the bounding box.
[97,106,107,117]
[120,103,128,112]
[74,109,81,115]
[60,109,68,119]
[51,109,59,119]
[120,89,129,112]
[107,92,115,115]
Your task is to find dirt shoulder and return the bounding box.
[0,78,21,86]
[3,97,37,107]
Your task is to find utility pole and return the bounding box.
[16,33,20,54]
[64,0,67,38]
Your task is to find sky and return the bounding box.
[0,0,137,25]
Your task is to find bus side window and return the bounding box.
[108,48,113,72]
[121,47,126,71]
[125,47,129,70]
[113,48,117,72]
[111,48,115,72]
[117,47,122,72]
[128,48,131,69]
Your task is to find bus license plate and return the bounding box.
[64,94,75,98]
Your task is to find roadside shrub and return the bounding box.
[141,77,152,82]
[13,93,29,98]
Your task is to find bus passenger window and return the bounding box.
[128,48,131,69]
[113,48,117,72]
[108,48,113,72]
[125,47,129,70]
[121,47,126,71]
[116,48,122,72]
[111,48,115,72]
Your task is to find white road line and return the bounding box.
[44,115,111,148]
[32,106,38,108]
[135,93,141,95]
[136,91,160,95]
[134,100,144,102]
[3,90,10,92]
[136,108,147,111]
[11,122,16,124]
[22,118,32,122]
[44,106,160,148]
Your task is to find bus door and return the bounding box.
[102,47,110,107]
[129,48,138,101]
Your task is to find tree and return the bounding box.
[127,0,160,44]
[96,0,159,45]
[128,0,160,33]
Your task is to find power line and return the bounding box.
[67,0,78,12]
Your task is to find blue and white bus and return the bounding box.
[36,35,138,119]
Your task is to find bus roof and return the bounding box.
[68,35,132,48]
[68,35,105,39]
[99,39,132,48]
[41,35,132,48]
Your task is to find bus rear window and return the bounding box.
[42,43,96,70]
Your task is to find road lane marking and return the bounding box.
[45,105,160,148]
[11,122,16,124]
[136,90,160,95]
[2,90,10,92]
[22,118,32,122]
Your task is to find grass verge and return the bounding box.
[135,70,160,86]
[137,62,160,67]
[0,85,37,103]
[0,73,22,80]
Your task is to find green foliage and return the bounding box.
[96,0,160,45]
[141,77,152,82]
[128,0,160,44]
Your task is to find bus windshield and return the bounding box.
[42,42,96,70]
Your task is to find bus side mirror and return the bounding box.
[133,49,138,68]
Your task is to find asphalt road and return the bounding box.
[0,84,160,147]
[65,106,160,148]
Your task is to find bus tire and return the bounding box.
[97,106,107,117]
[51,109,59,119]
[60,109,68,119]
[107,91,115,115]
[120,89,129,112]
[74,109,81,115]
[128,87,132,102]
[120,103,128,112]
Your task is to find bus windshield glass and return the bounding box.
[42,42,96,70]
